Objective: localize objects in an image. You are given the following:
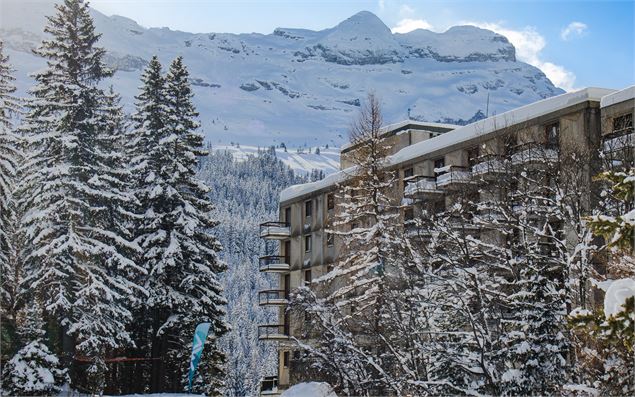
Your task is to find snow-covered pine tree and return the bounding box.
[0,40,22,358]
[1,301,67,396]
[16,0,143,391]
[570,168,635,395]
[496,148,570,395]
[133,56,228,393]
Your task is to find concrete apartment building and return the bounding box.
[257,86,635,395]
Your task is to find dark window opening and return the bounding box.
[283,351,289,367]
[284,207,291,223]
[467,147,480,167]
[305,200,312,217]
[326,232,334,247]
[404,167,414,178]
[327,194,335,211]
[434,158,445,171]
[304,235,312,252]
[304,269,312,284]
[404,208,414,221]
[613,113,633,134]
[545,122,559,148]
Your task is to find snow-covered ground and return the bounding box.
[212,144,341,175]
[280,382,337,397]
[1,1,563,147]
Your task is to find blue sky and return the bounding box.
[90,0,634,91]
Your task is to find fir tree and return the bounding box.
[134,56,228,393]
[16,0,143,391]
[0,40,22,358]
[1,302,67,396]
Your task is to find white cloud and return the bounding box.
[399,4,415,17]
[391,18,434,34]
[462,21,577,91]
[561,21,588,41]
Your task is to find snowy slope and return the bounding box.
[1,1,564,147]
[213,145,341,175]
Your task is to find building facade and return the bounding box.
[257,86,634,395]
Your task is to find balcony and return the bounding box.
[258,290,289,306]
[472,154,508,178]
[259,222,290,240]
[436,166,476,190]
[258,324,289,341]
[260,376,279,396]
[404,176,444,199]
[259,255,290,273]
[510,142,558,166]
[404,220,434,240]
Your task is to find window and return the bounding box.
[467,147,480,167]
[404,208,414,221]
[283,351,290,368]
[284,207,291,223]
[404,167,414,178]
[304,235,312,252]
[304,200,312,217]
[545,122,559,148]
[304,269,312,284]
[351,222,358,231]
[434,199,445,214]
[613,113,633,133]
[434,157,445,171]
[327,194,335,211]
[326,232,334,247]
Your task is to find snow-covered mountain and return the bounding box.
[0,1,563,147]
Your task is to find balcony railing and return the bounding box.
[404,176,443,199]
[472,154,508,177]
[259,222,290,240]
[258,290,289,306]
[260,376,279,395]
[436,166,476,189]
[259,255,290,273]
[258,324,289,341]
[510,142,558,165]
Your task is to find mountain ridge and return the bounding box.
[0,2,564,146]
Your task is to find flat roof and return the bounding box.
[280,87,616,204]
[340,120,458,152]
[600,85,635,108]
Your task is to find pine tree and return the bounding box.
[1,302,67,396]
[0,40,22,358]
[133,56,228,393]
[16,0,143,391]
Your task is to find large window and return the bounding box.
[404,167,414,178]
[434,157,445,171]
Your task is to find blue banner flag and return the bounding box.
[188,322,211,393]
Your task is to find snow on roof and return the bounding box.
[340,120,458,151]
[280,87,615,204]
[600,85,635,108]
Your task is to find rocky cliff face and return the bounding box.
[0,2,563,146]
